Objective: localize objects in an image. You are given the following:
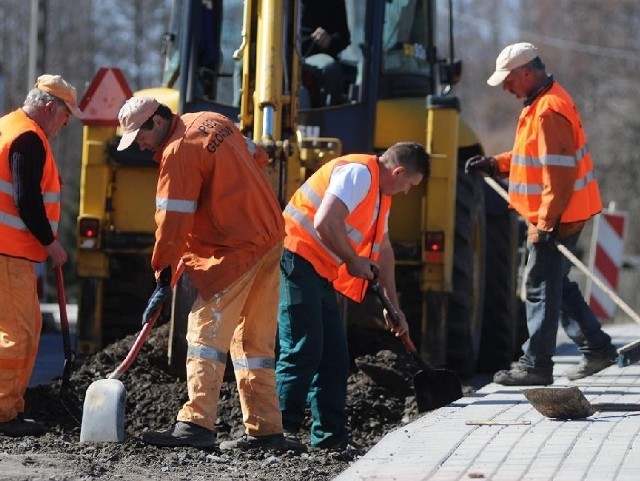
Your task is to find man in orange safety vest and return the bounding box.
[465,42,616,386]
[277,142,430,449]
[0,74,83,437]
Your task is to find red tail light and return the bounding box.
[424,231,444,262]
[78,217,100,248]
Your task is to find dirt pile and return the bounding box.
[0,324,433,481]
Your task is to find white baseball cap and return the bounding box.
[116,96,160,151]
[487,42,538,86]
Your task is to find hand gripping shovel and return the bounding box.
[54,266,82,423]
[369,278,463,412]
[523,386,640,419]
[80,262,184,442]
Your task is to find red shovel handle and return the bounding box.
[108,261,185,380]
[370,280,419,354]
[55,267,72,358]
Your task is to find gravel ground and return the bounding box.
[0,323,482,481]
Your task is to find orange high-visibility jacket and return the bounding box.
[284,154,391,302]
[151,112,285,300]
[495,82,602,226]
[0,109,60,262]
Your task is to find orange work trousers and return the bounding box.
[177,243,283,435]
[0,255,41,422]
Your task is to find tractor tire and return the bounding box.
[169,270,196,378]
[76,277,101,354]
[102,254,155,346]
[446,171,486,378]
[477,209,521,373]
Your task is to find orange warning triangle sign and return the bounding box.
[78,68,133,126]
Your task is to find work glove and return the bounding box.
[535,228,557,249]
[464,155,497,177]
[142,267,172,326]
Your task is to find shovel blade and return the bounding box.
[80,379,127,442]
[523,386,595,419]
[413,369,463,413]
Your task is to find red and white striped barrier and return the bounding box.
[586,207,627,321]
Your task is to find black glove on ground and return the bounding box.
[142,267,172,326]
[464,155,496,176]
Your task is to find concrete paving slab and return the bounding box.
[336,323,640,481]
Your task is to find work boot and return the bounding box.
[311,438,365,455]
[493,364,553,386]
[141,421,215,449]
[283,430,306,452]
[565,345,618,381]
[219,433,286,451]
[0,417,46,437]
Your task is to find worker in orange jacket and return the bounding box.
[0,75,83,437]
[465,42,616,386]
[116,97,289,451]
[277,142,430,449]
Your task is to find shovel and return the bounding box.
[369,277,463,412]
[523,386,640,419]
[54,266,82,423]
[80,262,184,442]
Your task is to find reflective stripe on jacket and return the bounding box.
[283,154,391,302]
[496,82,601,225]
[0,109,60,262]
[151,112,285,300]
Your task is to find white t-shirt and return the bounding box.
[326,163,389,231]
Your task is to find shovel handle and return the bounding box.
[54,267,73,358]
[55,266,75,388]
[108,261,185,380]
[370,281,435,373]
[591,403,640,412]
[369,280,418,353]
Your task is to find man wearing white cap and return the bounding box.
[465,43,616,385]
[0,74,83,436]
[115,97,296,451]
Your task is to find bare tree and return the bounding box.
[0,0,171,300]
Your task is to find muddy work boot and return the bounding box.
[493,364,553,386]
[142,421,215,449]
[565,345,617,381]
[283,430,306,452]
[0,417,46,437]
[219,433,287,451]
[317,438,363,453]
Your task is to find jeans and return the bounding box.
[520,231,612,371]
[276,249,349,447]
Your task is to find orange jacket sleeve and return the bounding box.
[494,151,512,177]
[151,143,202,278]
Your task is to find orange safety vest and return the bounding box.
[506,82,602,224]
[0,109,60,262]
[283,154,391,303]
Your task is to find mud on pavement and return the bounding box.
[0,324,471,481]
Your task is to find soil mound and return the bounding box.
[2,324,428,480]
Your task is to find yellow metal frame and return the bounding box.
[423,103,459,293]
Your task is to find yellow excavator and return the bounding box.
[75,0,523,378]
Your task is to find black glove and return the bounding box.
[464,155,496,176]
[142,267,172,326]
[536,228,557,248]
